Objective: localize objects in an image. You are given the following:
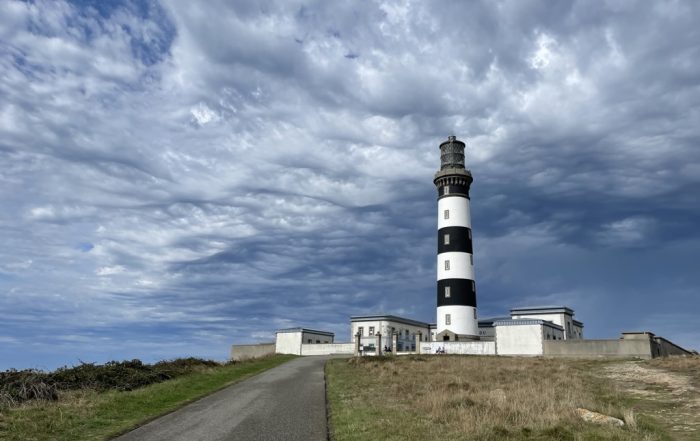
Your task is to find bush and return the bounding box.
[0,369,58,407]
[0,358,223,407]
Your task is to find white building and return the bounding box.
[275,328,335,355]
[350,315,431,352]
[510,306,584,340]
[494,319,565,355]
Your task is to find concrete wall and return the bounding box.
[496,324,544,355]
[230,343,276,361]
[300,343,354,356]
[543,339,654,359]
[653,337,692,357]
[422,341,496,355]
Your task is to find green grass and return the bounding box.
[326,356,672,441]
[0,354,295,441]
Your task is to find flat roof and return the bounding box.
[350,314,431,328]
[572,319,584,327]
[275,327,335,336]
[494,319,565,331]
[510,306,574,316]
[478,316,511,327]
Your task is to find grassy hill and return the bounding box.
[326,355,700,441]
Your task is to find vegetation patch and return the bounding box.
[326,355,672,441]
[0,354,294,441]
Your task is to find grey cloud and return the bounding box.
[1,0,699,369]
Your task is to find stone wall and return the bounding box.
[230,343,276,361]
[653,336,692,357]
[543,339,654,359]
[544,333,692,359]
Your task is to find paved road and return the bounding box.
[114,356,329,441]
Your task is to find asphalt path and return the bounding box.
[114,356,331,441]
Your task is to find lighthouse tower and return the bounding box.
[434,136,478,341]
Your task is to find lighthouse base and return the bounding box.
[435,329,480,342]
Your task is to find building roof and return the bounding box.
[494,319,565,331]
[478,316,511,327]
[350,314,431,328]
[572,319,584,327]
[510,306,574,316]
[275,327,335,336]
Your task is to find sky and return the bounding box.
[1,0,699,370]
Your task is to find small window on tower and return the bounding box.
[444,260,450,271]
[473,309,477,319]
[444,234,450,245]
[444,187,450,195]
[471,280,475,290]
[445,314,451,325]
[470,255,474,265]
[444,286,451,298]
[444,209,450,219]
[468,229,472,240]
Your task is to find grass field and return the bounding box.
[0,354,294,441]
[326,355,685,441]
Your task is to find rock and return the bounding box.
[576,408,625,427]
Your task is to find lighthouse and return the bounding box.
[434,136,478,341]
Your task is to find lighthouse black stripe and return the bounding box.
[438,184,471,197]
[437,279,476,307]
[437,226,473,254]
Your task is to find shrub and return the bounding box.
[0,357,223,407]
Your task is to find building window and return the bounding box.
[316,340,320,343]
[444,187,450,195]
[405,330,409,338]
[444,234,450,245]
[470,254,473,265]
[473,309,477,319]
[471,280,475,290]
[444,260,450,270]
[307,339,312,343]
[445,314,451,325]
[369,326,375,336]
[358,326,363,337]
[468,229,472,240]
[444,286,451,298]
[444,209,449,219]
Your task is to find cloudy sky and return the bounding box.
[1,0,698,370]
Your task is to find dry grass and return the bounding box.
[649,355,700,385]
[327,356,668,441]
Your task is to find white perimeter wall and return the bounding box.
[421,341,496,355]
[300,343,354,356]
[276,332,302,355]
[496,324,544,355]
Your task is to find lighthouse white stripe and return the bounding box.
[437,305,478,336]
[438,197,471,229]
[437,252,474,281]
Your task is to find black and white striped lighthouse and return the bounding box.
[434,136,478,340]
